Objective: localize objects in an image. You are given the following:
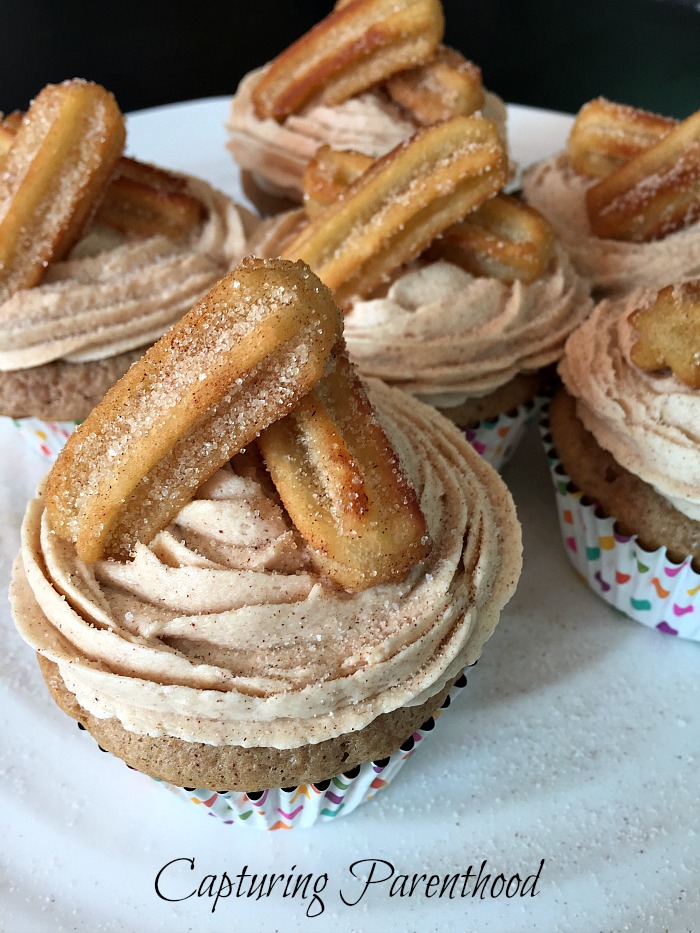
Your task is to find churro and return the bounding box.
[45,258,343,562]
[283,115,507,306]
[252,0,444,121]
[258,349,430,590]
[630,279,700,388]
[585,108,700,242]
[0,80,125,298]
[568,97,676,178]
[427,194,556,284]
[385,46,484,126]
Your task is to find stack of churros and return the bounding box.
[523,97,700,296]
[0,79,256,458]
[249,113,592,469]
[10,256,522,828]
[226,0,507,209]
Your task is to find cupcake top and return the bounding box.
[522,98,700,296]
[522,155,700,296]
[0,81,255,373]
[0,175,252,370]
[559,284,700,520]
[226,0,507,204]
[13,378,521,749]
[249,118,592,407]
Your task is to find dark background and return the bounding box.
[2,0,699,119]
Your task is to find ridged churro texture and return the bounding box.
[0,80,125,299]
[45,258,343,562]
[283,115,507,306]
[258,351,429,591]
[252,0,444,120]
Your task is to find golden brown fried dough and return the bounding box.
[45,258,343,562]
[585,108,700,242]
[385,46,484,126]
[283,115,507,307]
[94,157,205,239]
[427,194,555,284]
[258,350,430,591]
[302,146,373,215]
[0,80,126,299]
[568,97,676,178]
[630,279,700,388]
[252,0,444,120]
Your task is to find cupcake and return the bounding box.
[522,98,700,297]
[250,117,592,469]
[542,278,700,641]
[9,257,522,829]
[226,0,507,211]
[0,79,256,459]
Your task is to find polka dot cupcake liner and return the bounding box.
[540,411,700,641]
[446,397,543,472]
[146,670,471,830]
[9,416,80,461]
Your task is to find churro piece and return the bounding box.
[630,279,700,388]
[427,194,555,284]
[0,80,125,298]
[585,108,700,242]
[258,350,430,591]
[252,0,445,121]
[302,146,373,215]
[95,157,205,239]
[385,46,484,126]
[284,115,507,307]
[0,116,206,240]
[568,97,676,178]
[45,258,343,562]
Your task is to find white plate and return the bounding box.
[1,99,698,933]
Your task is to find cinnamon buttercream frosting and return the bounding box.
[559,290,700,520]
[343,250,592,405]
[226,65,507,202]
[11,381,521,750]
[522,156,700,296]
[0,176,253,370]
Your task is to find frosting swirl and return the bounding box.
[522,156,700,296]
[559,291,700,519]
[0,176,252,370]
[12,381,521,749]
[343,252,592,405]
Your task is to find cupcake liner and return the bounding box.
[453,397,543,471]
[9,416,80,461]
[144,670,470,830]
[540,410,700,641]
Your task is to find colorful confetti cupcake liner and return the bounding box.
[9,416,80,461]
[540,409,700,641]
[76,670,470,830]
[450,396,544,471]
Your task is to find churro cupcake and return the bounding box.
[523,98,700,297]
[542,279,700,641]
[250,117,592,469]
[0,80,255,459]
[9,257,522,829]
[226,0,507,211]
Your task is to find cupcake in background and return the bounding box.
[0,79,256,460]
[542,278,700,641]
[522,98,700,297]
[10,258,522,829]
[250,118,592,469]
[226,0,508,212]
